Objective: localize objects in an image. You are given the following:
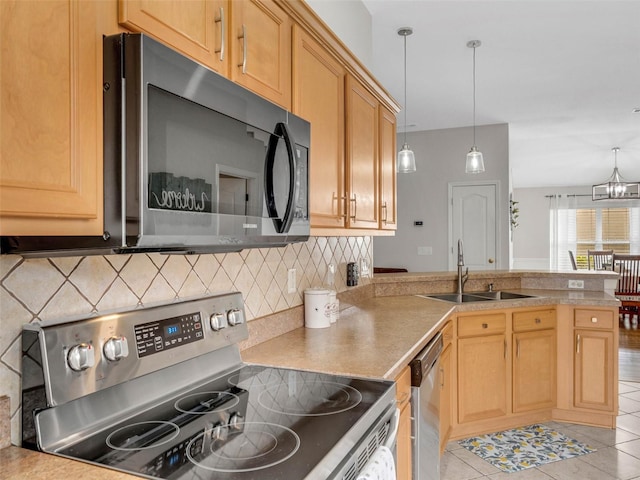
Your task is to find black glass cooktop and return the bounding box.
[55,365,393,480]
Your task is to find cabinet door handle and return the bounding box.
[482,323,488,329]
[332,193,348,219]
[504,340,507,359]
[238,24,247,73]
[516,339,520,358]
[591,317,598,323]
[440,366,445,388]
[576,334,581,354]
[535,317,541,324]
[349,194,357,221]
[215,7,225,61]
[381,201,388,224]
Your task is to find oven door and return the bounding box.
[104,33,310,253]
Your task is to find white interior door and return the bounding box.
[450,183,498,270]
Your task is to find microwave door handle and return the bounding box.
[265,122,297,233]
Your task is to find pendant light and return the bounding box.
[592,147,640,200]
[465,40,485,174]
[397,27,416,173]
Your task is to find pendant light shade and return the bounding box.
[397,27,416,173]
[592,147,640,200]
[465,40,485,174]
[398,143,416,173]
[466,146,485,174]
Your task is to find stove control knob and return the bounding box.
[67,343,95,372]
[229,412,244,432]
[211,423,229,442]
[227,309,244,326]
[210,313,227,331]
[103,336,129,362]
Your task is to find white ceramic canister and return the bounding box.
[304,288,331,328]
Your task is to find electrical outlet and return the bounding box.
[568,279,584,289]
[417,246,433,256]
[287,269,297,293]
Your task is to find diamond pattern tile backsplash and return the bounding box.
[0,236,373,446]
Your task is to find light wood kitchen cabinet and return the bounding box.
[119,0,229,76]
[345,75,380,229]
[120,0,291,108]
[573,308,616,412]
[230,0,291,109]
[512,309,556,413]
[457,312,508,423]
[395,365,412,480]
[439,321,453,453]
[292,26,346,228]
[0,0,115,235]
[379,106,397,230]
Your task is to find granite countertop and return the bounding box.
[242,288,619,381]
[0,446,138,479]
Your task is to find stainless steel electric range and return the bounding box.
[21,292,397,479]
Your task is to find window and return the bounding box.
[549,195,640,270]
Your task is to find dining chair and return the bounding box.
[568,250,578,270]
[613,254,640,326]
[587,249,614,270]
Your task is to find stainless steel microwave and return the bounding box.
[2,33,310,256]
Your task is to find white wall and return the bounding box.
[305,0,373,69]
[511,185,593,270]
[374,124,510,272]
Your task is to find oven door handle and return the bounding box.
[384,407,401,450]
[265,122,297,233]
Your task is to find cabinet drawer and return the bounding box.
[442,321,454,347]
[574,309,614,329]
[513,309,556,332]
[395,365,411,408]
[458,313,506,337]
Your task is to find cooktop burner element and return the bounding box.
[258,379,362,416]
[186,421,300,473]
[22,292,397,479]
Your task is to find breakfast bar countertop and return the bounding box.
[241,288,619,381]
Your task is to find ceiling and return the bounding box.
[361,0,640,189]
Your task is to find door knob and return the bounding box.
[488,258,495,264]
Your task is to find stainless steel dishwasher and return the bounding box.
[410,331,444,480]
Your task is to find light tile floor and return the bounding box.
[442,381,640,479]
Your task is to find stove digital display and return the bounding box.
[134,312,203,358]
[165,325,181,336]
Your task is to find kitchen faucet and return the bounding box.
[457,239,469,294]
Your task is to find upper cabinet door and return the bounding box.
[379,106,397,230]
[292,27,346,229]
[119,0,229,76]
[230,0,291,109]
[0,0,113,235]
[346,75,379,229]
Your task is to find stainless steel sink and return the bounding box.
[471,291,536,300]
[422,291,536,303]
[423,293,494,303]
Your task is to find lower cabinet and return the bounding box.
[439,342,452,453]
[457,313,508,424]
[395,365,412,480]
[573,308,616,411]
[512,309,556,412]
[451,304,618,440]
